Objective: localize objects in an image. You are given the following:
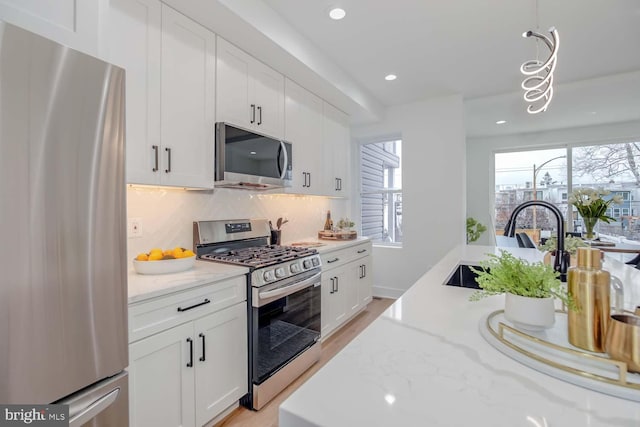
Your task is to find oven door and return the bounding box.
[251,270,321,385]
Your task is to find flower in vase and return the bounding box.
[568,188,623,239]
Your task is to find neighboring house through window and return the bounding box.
[360,140,402,245]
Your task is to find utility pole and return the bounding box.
[532,155,566,240]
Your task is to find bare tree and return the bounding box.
[573,142,640,186]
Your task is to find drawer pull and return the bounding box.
[177,298,211,312]
[357,249,367,254]
[327,257,339,263]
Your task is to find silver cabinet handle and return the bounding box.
[165,147,171,173]
[357,249,367,254]
[68,388,120,427]
[250,104,256,124]
[329,277,335,294]
[257,105,262,125]
[152,145,159,172]
[327,257,339,263]
[334,276,339,293]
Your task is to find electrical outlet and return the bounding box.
[128,218,143,238]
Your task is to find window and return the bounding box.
[360,140,402,245]
[494,141,640,244]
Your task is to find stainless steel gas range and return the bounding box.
[193,219,322,410]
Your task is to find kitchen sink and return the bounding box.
[445,264,486,290]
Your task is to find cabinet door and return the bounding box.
[193,302,247,426]
[0,0,99,55]
[341,265,360,317]
[129,322,195,427]
[357,256,373,306]
[284,79,323,194]
[216,37,252,130]
[251,60,284,139]
[320,274,336,338]
[323,102,350,197]
[101,0,162,185]
[161,5,215,189]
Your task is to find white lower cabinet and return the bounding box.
[128,278,247,427]
[320,241,373,339]
[193,304,247,427]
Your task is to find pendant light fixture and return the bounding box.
[520,1,559,114]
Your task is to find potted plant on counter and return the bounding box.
[469,250,575,331]
[538,235,588,267]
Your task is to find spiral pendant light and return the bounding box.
[520,27,559,114]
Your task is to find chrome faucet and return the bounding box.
[503,200,570,281]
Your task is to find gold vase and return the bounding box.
[567,248,611,352]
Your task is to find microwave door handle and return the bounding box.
[279,140,288,180]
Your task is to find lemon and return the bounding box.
[136,253,149,261]
[148,252,163,261]
[183,249,195,258]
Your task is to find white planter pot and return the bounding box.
[504,293,555,331]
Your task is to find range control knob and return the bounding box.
[263,270,276,282]
[303,259,312,269]
[311,257,320,267]
[290,263,301,274]
[275,267,286,278]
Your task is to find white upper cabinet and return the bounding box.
[160,5,215,188]
[216,37,284,139]
[284,78,323,195]
[0,0,99,55]
[323,102,351,197]
[101,1,215,189]
[100,0,162,186]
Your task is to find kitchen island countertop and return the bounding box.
[280,245,640,427]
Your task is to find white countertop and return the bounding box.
[286,236,371,254]
[128,260,249,304]
[280,245,640,427]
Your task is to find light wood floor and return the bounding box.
[214,297,395,427]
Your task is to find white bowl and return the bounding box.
[133,255,196,275]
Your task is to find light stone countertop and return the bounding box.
[128,260,249,304]
[279,245,640,427]
[285,236,371,254]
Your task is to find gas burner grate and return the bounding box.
[199,245,317,268]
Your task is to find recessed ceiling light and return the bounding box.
[496,120,507,125]
[329,8,346,20]
[250,151,257,155]
[385,74,397,81]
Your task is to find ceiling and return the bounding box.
[171,0,640,137]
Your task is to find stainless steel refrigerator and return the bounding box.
[0,22,129,426]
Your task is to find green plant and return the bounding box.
[469,250,575,309]
[337,218,355,230]
[537,235,587,255]
[466,217,487,243]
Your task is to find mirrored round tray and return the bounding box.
[480,310,640,402]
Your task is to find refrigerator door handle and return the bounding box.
[68,387,120,427]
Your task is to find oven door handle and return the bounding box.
[258,272,321,301]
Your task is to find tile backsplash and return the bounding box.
[127,186,348,258]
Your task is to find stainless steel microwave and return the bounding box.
[215,123,292,189]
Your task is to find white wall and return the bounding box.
[127,187,348,259]
[466,120,640,246]
[351,95,466,297]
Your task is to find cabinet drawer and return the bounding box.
[321,241,372,271]
[129,276,246,343]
